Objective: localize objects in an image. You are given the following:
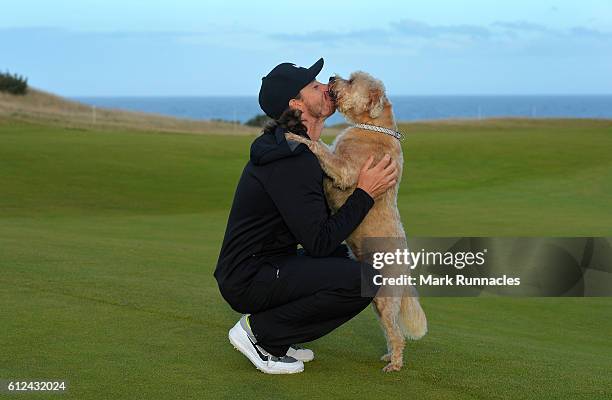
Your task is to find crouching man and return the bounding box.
[214,58,397,374]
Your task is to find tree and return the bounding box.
[0,71,28,95]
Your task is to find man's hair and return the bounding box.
[263,93,309,138]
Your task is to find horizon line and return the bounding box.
[69,93,612,98]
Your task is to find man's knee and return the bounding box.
[335,260,380,300]
[357,261,380,300]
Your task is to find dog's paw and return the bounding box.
[380,353,391,362]
[285,132,310,145]
[382,362,402,372]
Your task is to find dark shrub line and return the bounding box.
[0,71,28,95]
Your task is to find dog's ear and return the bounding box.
[368,86,385,119]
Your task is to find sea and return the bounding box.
[73,95,612,126]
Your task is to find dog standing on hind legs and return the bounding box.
[285,71,427,372]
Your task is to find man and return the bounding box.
[214,58,398,374]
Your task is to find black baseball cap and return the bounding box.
[258,58,324,120]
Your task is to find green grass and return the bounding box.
[1,118,611,399]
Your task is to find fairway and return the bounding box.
[1,118,611,399]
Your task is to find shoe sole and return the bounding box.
[228,324,304,374]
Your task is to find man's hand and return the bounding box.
[356,154,398,199]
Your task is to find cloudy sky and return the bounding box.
[1,0,611,96]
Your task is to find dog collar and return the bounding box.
[352,123,404,142]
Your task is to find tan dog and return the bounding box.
[286,71,427,372]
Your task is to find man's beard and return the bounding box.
[305,98,334,119]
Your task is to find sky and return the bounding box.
[1,0,611,96]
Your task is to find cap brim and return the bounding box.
[305,57,324,82]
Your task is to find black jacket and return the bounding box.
[214,126,374,299]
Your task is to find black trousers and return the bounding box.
[227,245,379,357]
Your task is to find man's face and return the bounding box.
[295,80,336,119]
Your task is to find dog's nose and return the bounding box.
[328,76,336,84]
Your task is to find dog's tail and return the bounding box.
[399,285,428,340]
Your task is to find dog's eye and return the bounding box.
[348,79,354,84]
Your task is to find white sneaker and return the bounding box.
[286,345,314,362]
[228,317,304,374]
